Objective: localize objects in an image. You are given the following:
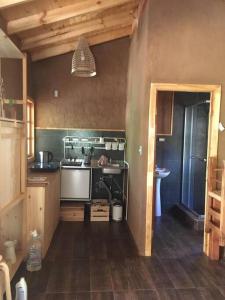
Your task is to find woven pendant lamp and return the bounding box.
[71,37,96,77]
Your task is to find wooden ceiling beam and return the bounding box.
[0,0,33,9]
[31,25,132,61]
[7,0,135,35]
[22,12,134,51]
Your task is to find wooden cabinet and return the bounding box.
[27,172,60,257]
[156,91,174,135]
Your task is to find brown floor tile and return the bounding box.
[70,260,90,291]
[126,257,155,290]
[11,215,225,299]
[45,294,74,300]
[90,260,112,291]
[46,260,72,293]
[89,239,107,260]
[113,291,134,300]
[45,292,91,300]
[110,258,129,290]
[158,288,204,300]
[134,290,159,300]
[159,259,195,289]
[199,287,225,300]
[73,238,90,259]
[90,291,114,300]
[143,256,174,289]
[178,257,215,288]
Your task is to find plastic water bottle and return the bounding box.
[15,277,27,300]
[26,230,42,272]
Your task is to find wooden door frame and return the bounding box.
[145,83,221,256]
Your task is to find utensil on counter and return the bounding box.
[82,146,95,165]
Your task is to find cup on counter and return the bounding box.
[4,240,17,264]
[118,143,125,151]
[105,142,112,150]
[99,137,104,144]
[112,142,118,150]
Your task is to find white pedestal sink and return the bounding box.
[154,168,170,217]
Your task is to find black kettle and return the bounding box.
[39,151,53,164]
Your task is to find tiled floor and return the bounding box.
[11,215,225,299]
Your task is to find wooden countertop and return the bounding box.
[27,169,60,187]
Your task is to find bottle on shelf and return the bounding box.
[15,277,27,300]
[26,230,42,272]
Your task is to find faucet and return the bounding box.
[0,255,12,300]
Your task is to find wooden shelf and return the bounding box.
[0,194,25,217]
[0,117,23,123]
[208,190,221,202]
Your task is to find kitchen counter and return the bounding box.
[29,162,60,172]
[61,159,128,170]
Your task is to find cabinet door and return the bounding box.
[156,91,174,135]
[27,187,45,247]
[61,169,90,199]
[44,173,60,257]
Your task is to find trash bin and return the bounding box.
[112,203,123,222]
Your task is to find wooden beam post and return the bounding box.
[31,25,132,61]
[7,0,136,34]
[0,0,33,9]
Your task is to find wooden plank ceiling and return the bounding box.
[0,0,139,61]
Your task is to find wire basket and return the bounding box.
[71,37,96,77]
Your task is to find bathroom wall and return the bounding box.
[156,92,210,212]
[156,99,184,212]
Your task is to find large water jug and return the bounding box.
[26,230,42,272]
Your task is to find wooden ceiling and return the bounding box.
[0,0,139,61]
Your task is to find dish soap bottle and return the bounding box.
[26,230,42,272]
[15,277,27,300]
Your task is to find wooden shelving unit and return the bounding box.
[0,54,27,297]
[205,157,225,260]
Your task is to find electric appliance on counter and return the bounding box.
[60,159,91,201]
[39,151,53,164]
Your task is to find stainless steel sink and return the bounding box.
[102,163,122,174]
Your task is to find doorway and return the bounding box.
[145,83,221,257]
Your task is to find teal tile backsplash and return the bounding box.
[35,129,126,162]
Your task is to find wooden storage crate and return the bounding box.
[60,203,84,221]
[91,199,109,221]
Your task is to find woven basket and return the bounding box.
[71,37,96,77]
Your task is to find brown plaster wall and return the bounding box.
[126,0,225,255]
[0,58,23,119]
[32,38,130,130]
[1,58,22,99]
